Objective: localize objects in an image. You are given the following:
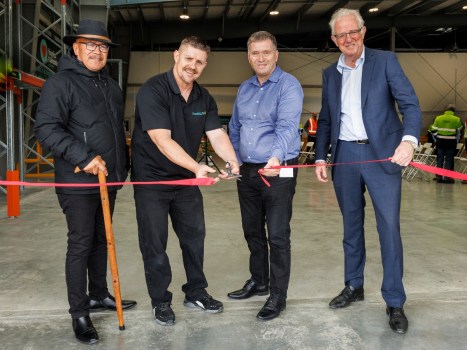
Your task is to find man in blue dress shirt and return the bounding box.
[228,31,304,321]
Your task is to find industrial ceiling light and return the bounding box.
[270,10,279,15]
[180,8,189,20]
[435,27,453,33]
[369,7,379,13]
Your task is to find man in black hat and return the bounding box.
[34,19,136,345]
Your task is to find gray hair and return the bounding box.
[247,31,277,51]
[329,8,365,35]
[179,36,211,54]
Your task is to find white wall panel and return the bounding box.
[126,51,467,134]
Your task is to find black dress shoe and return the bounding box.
[329,285,364,309]
[256,295,286,321]
[72,316,99,345]
[387,307,408,334]
[227,279,269,300]
[90,294,137,312]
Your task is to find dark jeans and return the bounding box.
[237,159,298,298]
[57,192,116,319]
[134,185,208,308]
[436,139,457,180]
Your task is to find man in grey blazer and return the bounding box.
[314,8,421,334]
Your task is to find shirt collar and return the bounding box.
[249,65,283,86]
[336,46,366,73]
[167,68,200,99]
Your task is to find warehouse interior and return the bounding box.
[1,1,467,349]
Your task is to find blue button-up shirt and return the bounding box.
[229,66,303,164]
[334,47,418,146]
[337,49,367,141]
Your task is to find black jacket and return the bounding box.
[34,51,129,194]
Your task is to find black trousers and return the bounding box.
[236,159,298,298]
[134,186,208,308]
[57,192,116,319]
[436,138,457,180]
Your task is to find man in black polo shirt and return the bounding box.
[131,36,239,326]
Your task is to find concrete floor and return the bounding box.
[1,166,466,350]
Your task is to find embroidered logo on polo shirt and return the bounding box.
[192,111,207,116]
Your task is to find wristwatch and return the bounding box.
[402,140,417,149]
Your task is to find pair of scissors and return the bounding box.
[226,162,242,180]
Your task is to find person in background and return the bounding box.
[304,112,318,146]
[430,104,463,183]
[314,8,421,334]
[463,118,467,184]
[131,36,239,327]
[228,31,304,321]
[426,117,437,145]
[34,19,136,345]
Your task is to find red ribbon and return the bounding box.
[410,162,467,181]
[257,158,467,187]
[2,160,466,188]
[0,177,217,188]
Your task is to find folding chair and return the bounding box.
[402,144,423,179]
[454,143,466,172]
[404,145,435,181]
[298,142,314,164]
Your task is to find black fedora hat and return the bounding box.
[63,19,119,47]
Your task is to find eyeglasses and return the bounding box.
[78,42,109,53]
[332,28,363,42]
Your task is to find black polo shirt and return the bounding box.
[131,69,222,181]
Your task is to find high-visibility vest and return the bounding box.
[307,117,318,135]
[430,110,462,140]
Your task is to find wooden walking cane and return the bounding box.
[98,171,126,330]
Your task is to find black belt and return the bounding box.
[242,156,299,167]
[342,139,369,144]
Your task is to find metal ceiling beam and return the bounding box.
[203,0,210,21]
[121,14,467,46]
[294,0,316,18]
[110,0,178,6]
[438,0,467,14]
[137,5,146,23]
[223,0,233,18]
[294,0,316,31]
[160,2,166,21]
[397,0,443,16]
[116,9,126,24]
[322,0,350,21]
[241,0,260,21]
[384,0,419,16]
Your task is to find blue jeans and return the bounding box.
[236,159,298,298]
